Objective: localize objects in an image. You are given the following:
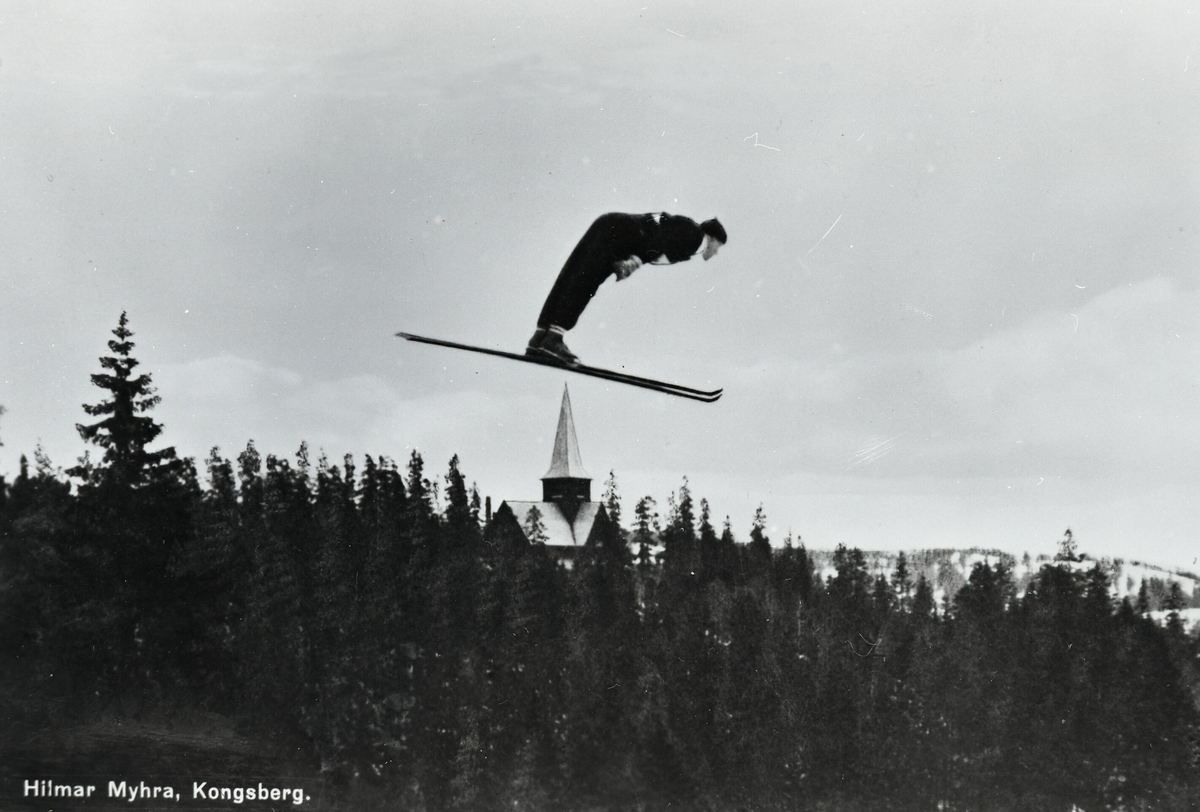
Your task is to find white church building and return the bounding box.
[497,384,611,551]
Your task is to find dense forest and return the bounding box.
[1,315,1198,811]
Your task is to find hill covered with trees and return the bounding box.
[1,315,1198,811]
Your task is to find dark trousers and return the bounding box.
[536,218,620,331]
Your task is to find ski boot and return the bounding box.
[526,326,580,367]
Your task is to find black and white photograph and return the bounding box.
[1,1,1198,809]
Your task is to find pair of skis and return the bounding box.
[396,333,722,402]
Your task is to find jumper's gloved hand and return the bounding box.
[614,255,642,280]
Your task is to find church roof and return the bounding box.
[503,500,604,547]
[542,384,590,481]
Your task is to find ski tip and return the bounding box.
[681,387,723,402]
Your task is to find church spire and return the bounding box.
[541,384,591,509]
[543,383,589,480]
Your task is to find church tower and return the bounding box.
[496,383,608,551]
[541,384,591,519]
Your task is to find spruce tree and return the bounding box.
[523,505,548,545]
[1056,527,1078,562]
[404,450,438,562]
[1164,580,1186,637]
[697,498,720,584]
[0,449,71,678]
[70,312,180,487]
[912,574,936,618]
[892,550,913,611]
[660,480,698,584]
[632,496,658,573]
[58,313,201,694]
[1135,578,1151,614]
[748,504,772,576]
[442,454,477,550]
[602,470,622,529]
[717,516,740,586]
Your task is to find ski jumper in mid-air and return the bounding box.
[526,211,728,366]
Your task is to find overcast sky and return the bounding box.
[2,0,1197,568]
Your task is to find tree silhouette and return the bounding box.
[1056,527,1078,562]
[33,313,201,698]
[523,505,548,545]
[602,470,622,529]
[747,503,772,578]
[70,312,180,487]
[632,496,658,573]
[892,550,913,611]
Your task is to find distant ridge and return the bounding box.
[802,546,1199,614]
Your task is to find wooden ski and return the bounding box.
[396,332,722,402]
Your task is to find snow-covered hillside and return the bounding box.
[1149,607,1200,634]
[806,547,1200,626]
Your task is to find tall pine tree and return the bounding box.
[62,312,198,697]
[70,312,182,487]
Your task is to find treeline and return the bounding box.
[1,315,1199,811]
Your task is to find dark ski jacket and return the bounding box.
[536,212,726,330]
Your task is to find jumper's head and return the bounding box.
[700,218,727,261]
[657,214,728,262]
